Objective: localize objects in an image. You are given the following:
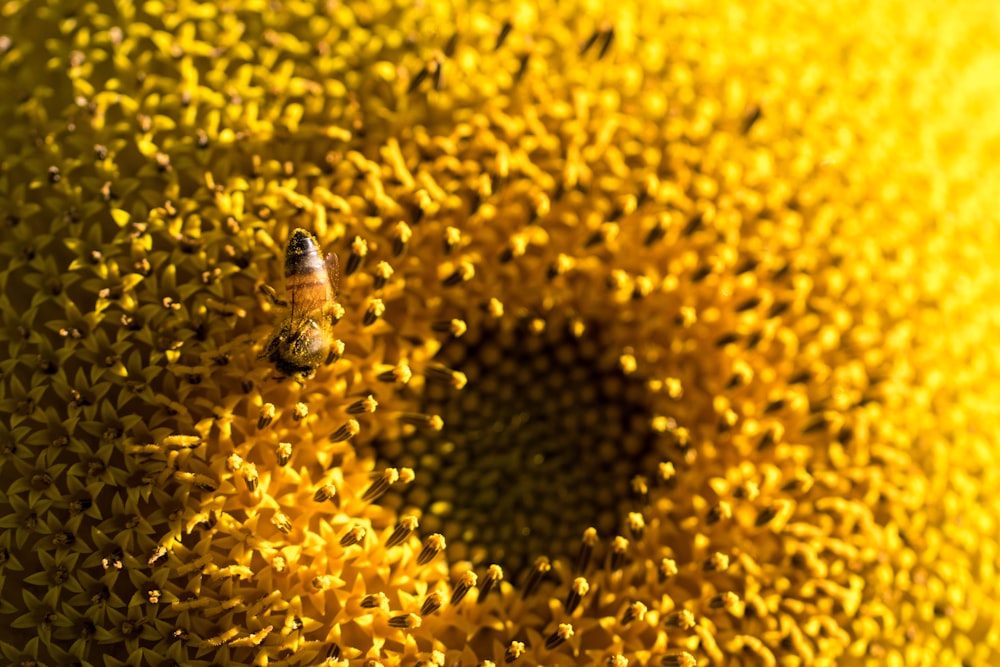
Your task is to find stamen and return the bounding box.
[417,533,446,565]
[477,564,503,602]
[521,556,551,598]
[340,525,367,547]
[544,623,573,649]
[385,516,419,548]
[450,571,477,606]
[563,577,589,614]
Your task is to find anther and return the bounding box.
[363,299,385,326]
[258,403,276,429]
[385,515,419,548]
[420,591,443,616]
[407,62,430,93]
[682,213,704,237]
[425,365,467,389]
[621,601,646,625]
[432,319,468,337]
[609,536,628,571]
[504,641,526,664]
[361,593,388,610]
[378,362,413,384]
[499,235,528,263]
[544,623,574,649]
[313,484,337,503]
[755,501,790,527]
[585,222,619,248]
[417,533,446,565]
[547,253,575,279]
[736,481,760,501]
[444,33,458,57]
[429,52,446,90]
[271,512,292,534]
[346,236,367,275]
[392,221,412,256]
[742,104,763,134]
[441,261,475,287]
[663,610,696,629]
[326,336,344,366]
[495,21,512,50]
[705,501,732,526]
[330,419,360,442]
[644,215,669,246]
[579,29,601,56]
[242,464,259,492]
[802,413,831,434]
[373,261,393,289]
[632,276,654,299]
[443,226,462,254]
[781,471,814,494]
[450,571,477,606]
[708,592,741,613]
[522,556,551,598]
[626,513,644,540]
[347,395,379,415]
[702,552,730,572]
[661,652,696,667]
[477,564,503,602]
[339,525,367,547]
[486,298,504,318]
[362,468,400,502]
[597,26,615,58]
[388,613,421,629]
[515,52,530,82]
[276,442,292,466]
[575,527,598,573]
[564,577,589,614]
[398,413,444,431]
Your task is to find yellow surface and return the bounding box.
[1,0,999,665]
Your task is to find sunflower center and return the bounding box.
[388,315,658,578]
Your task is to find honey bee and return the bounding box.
[259,228,341,381]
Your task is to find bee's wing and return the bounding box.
[287,256,338,321]
[326,252,341,298]
[288,286,326,322]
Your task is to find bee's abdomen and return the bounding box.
[285,229,331,306]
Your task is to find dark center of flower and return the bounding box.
[386,315,659,578]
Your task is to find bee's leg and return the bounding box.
[259,283,288,307]
[258,331,281,360]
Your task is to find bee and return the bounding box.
[259,228,341,381]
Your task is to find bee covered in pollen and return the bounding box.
[259,228,341,381]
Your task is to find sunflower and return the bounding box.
[1,0,999,665]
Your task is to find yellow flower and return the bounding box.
[1,0,999,665]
